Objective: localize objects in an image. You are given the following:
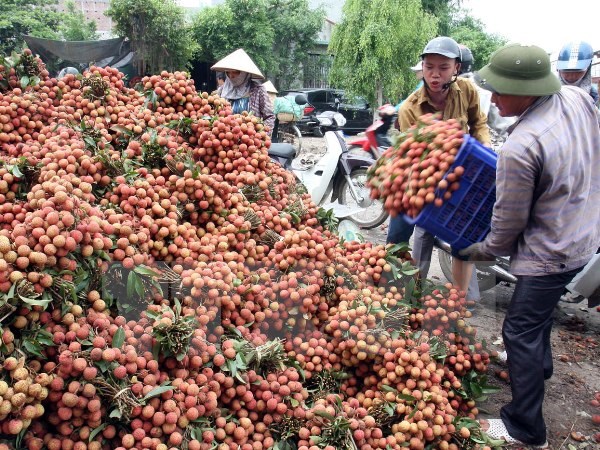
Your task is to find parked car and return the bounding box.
[281,88,373,136]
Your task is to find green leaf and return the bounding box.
[18,294,52,308]
[10,165,24,178]
[133,265,160,277]
[23,340,44,358]
[112,327,125,349]
[140,384,175,402]
[109,408,122,419]
[134,277,145,298]
[94,359,110,373]
[381,385,397,393]
[20,75,30,88]
[126,271,137,297]
[396,393,416,402]
[110,125,133,136]
[89,423,107,442]
[313,410,334,420]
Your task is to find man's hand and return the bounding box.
[459,242,496,264]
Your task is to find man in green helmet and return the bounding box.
[459,43,600,448]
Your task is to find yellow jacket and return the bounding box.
[398,78,490,146]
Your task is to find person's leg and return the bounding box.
[452,259,474,296]
[386,215,414,245]
[500,268,582,445]
[411,226,434,279]
[466,265,481,302]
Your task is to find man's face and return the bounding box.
[423,54,460,93]
[559,70,586,83]
[491,92,536,117]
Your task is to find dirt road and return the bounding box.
[302,135,600,449]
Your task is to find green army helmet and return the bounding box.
[475,43,561,96]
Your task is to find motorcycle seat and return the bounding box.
[268,143,296,159]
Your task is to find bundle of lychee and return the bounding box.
[367,114,466,218]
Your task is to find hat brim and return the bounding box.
[475,65,561,96]
[211,49,265,79]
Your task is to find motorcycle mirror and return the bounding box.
[294,94,308,105]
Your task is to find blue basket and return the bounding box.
[404,136,497,250]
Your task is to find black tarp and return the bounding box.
[23,35,132,67]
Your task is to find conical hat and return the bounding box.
[211,49,264,79]
[262,80,278,94]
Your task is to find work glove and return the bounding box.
[458,242,496,265]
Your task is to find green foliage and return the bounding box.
[328,0,437,108]
[59,0,98,41]
[421,0,462,36]
[106,0,198,74]
[450,15,507,71]
[0,0,61,55]
[191,0,324,90]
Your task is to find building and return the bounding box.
[57,0,113,38]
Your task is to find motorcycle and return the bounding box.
[268,128,388,229]
[348,105,397,159]
[434,237,517,292]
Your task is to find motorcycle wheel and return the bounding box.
[438,250,500,292]
[338,168,388,229]
[277,123,302,156]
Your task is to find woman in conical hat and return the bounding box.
[211,49,275,135]
[262,80,278,104]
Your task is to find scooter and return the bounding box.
[268,128,388,229]
[312,98,346,137]
[348,105,396,159]
[433,237,516,292]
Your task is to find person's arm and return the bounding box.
[397,103,419,132]
[259,87,275,134]
[480,146,536,256]
[466,83,491,146]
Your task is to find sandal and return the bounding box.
[481,419,549,449]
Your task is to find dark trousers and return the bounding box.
[501,267,583,445]
[387,215,414,244]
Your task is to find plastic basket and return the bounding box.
[277,112,296,123]
[404,135,497,250]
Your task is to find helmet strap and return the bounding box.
[441,73,458,91]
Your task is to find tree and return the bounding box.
[0,0,61,55]
[450,15,506,71]
[328,0,437,108]
[106,0,198,74]
[421,0,462,36]
[191,0,324,89]
[192,0,273,71]
[268,0,325,89]
[59,0,99,41]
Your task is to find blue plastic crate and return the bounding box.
[404,135,497,250]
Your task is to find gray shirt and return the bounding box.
[481,86,600,276]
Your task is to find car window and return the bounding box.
[340,94,368,109]
[309,91,327,103]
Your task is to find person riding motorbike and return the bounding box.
[556,41,598,103]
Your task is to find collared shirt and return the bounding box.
[481,86,600,276]
[398,78,491,145]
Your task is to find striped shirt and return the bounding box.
[248,82,275,135]
[481,86,600,276]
